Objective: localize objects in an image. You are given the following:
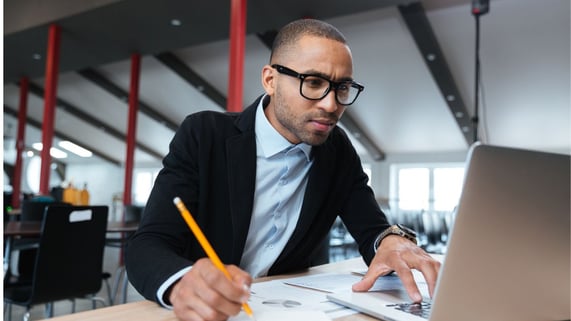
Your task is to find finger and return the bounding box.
[352,273,376,292]
[171,259,244,320]
[394,266,423,303]
[194,261,248,315]
[172,301,202,321]
[226,264,253,301]
[173,294,222,321]
[200,263,251,304]
[198,274,245,316]
[171,277,222,321]
[352,263,392,292]
[172,269,230,321]
[416,257,441,298]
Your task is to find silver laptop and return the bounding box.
[327,144,570,321]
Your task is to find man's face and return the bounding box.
[263,36,355,146]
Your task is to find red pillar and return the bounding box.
[123,53,141,209]
[12,77,29,209]
[39,24,61,195]
[226,0,247,112]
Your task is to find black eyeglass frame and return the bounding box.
[271,64,365,106]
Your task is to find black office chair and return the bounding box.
[105,204,143,304]
[4,205,109,321]
[11,199,70,282]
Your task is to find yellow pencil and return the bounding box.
[173,197,255,320]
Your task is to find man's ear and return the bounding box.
[261,65,276,95]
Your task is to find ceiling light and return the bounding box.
[58,141,93,157]
[32,53,42,60]
[170,19,182,26]
[32,143,68,159]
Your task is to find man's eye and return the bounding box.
[337,83,350,92]
[305,77,326,88]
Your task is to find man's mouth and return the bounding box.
[310,118,336,132]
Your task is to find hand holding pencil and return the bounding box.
[173,197,256,320]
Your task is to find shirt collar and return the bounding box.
[255,95,312,161]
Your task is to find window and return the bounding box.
[133,169,160,205]
[433,167,465,211]
[391,163,465,213]
[397,168,429,210]
[362,162,372,187]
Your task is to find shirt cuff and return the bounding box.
[373,232,383,254]
[157,266,192,309]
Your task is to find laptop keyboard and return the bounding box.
[386,301,432,319]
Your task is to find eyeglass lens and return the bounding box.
[300,75,360,105]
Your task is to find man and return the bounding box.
[126,18,440,321]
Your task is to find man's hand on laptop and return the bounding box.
[352,235,441,303]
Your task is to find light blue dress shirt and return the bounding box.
[240,97,313,277]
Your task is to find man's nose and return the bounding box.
[317,89,339,113]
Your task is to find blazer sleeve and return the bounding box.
[334,129,390,265]
[125,113,207,302]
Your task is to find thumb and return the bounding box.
[352,264,393,292]
[352,274,377,292]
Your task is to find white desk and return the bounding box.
[41,258,380,321]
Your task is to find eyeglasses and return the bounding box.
[271,64,364,106]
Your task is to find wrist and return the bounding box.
[374,224,418,253]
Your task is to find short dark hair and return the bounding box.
[269,19,347,63]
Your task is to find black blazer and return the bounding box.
[125,96,389,302]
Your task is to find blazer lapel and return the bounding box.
[225,101,259,264]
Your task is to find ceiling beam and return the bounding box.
[155,52,227,109]
[77,68,179,132]
[256,31,386,161]
[340,113,385,161]
[26,82,165,160]
[4,104,121,166]
[398,2,474,145]
[256,30,278,49]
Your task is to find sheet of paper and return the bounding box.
[282,273,362,293]
[250,279,343,312]
[229,310,331,321]
[281,271,431,304]
[234,279,356,319]
[281,272,413,293]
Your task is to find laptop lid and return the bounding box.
[430,144,570,321]
[328,144,570,321]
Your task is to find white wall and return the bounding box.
[65,163,124,219]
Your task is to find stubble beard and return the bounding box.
[273,90,333,146]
